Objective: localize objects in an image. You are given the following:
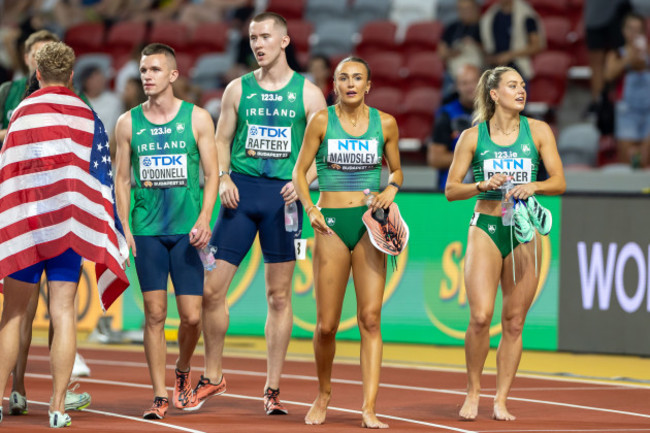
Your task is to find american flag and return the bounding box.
[0,86,129,311]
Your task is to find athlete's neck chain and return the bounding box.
[492,121,519,136]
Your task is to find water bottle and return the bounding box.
[284,201,298,232]
[364,188,384,220]
[191,229,216,271]
[501,177,514,226]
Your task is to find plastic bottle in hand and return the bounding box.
[191,228,216,271]
[501,177,514,226]
[364,188,384,220]
[284,202,298,232]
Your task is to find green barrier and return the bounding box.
[122,193,560,350]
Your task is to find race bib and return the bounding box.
[294,239,307,260]
[245,124,291,159]
[483,158,532,184]
[326,138,379,172]
[139,154,188,188]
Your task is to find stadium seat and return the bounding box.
[306,0,348,23]
[188,22,229,60]
[65,22,105,56]
[557,123,600,167]
[366,87,402,116]
[390,0,436,38]
[399,87,441,141]
[365,52,404,90]
[149,21,190,51]
[355,20,398,58]
[528,51,571,106]
[542,16,572,51]
[313,20,358,57]
[403,52,444,91]
[191,53,233,89]
[529,0,568,18]
[287,19,313,66]
[267,0,306,20]
[200,88,225,108]
[351,0,392,28]
[174,52,195,77]
[106,20,147,62]
[401,21,444,58]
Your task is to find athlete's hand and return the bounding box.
[125,230,136,267]
[507,182,538,201]
[219,175,239,209]
[308,207,333,236]
[481,173,508,191]
[371,185,398,211]
[280,181,298,204]
[190,215,212,249]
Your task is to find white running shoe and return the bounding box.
[49,411,71,428]
[9,391,28,415]
[72,353,90,377]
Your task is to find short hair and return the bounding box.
[35,42,75,84]
[624,11,646,29]
[334,56,372,81]
[251,12,288,35]
[24,30,59,54]
[141,43,177,69]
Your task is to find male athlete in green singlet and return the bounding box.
[193,12,326,415]
[114,43,219,420]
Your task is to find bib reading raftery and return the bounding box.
[326,138,379,172]
[139,153,188,188]
[245,124,292,159]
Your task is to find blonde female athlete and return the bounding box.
[446,66,565,421]
[293,57,403,429]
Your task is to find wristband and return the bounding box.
[388,181,400,191]
[305,205,316,214]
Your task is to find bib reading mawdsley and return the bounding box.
[326,138,380,172]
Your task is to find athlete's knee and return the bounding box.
[144,304,167,328]
[501,313,526,338]
[357,309,381,335]
[468,310,493,331]
[179,311,201,329]
[267,288,291,312]
[315,320,339,340]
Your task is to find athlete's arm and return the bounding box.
[114,110,136,263]
[292,108,333,236]
[191,106,219,249]
[214,78,242,209]
[370,112,402,212]
[510,119,566,199]
[280,79,328,203]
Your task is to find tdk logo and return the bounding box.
[144,155,184,166]
[250,126,289,138]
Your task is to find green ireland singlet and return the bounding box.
[0,77,27,129]
[130,101,200,235]
[316,105,384,192]
[231,71,306,180]
[472,115,540,200]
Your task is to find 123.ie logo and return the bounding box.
[292,238,408,332]
[423,237,551,340]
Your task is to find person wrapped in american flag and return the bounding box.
[0,41,129,428]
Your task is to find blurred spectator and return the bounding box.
[438,0,483,97]
[427,64,480,191]
[480,0,545,83]
[306,54,335,105]
[114,44,145,96]
[122,77,146,110]
[605,12,650,168]
[80,65,123,139]
[584,0,631,114]
[173,75,202,106]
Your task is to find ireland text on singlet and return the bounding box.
[232,71,306,180]
[130,101,201,235]
[472,115,540,200]
[316,105,384,192]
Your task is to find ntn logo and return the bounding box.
[577,242,650,313]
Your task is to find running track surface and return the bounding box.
[3,342,650,432]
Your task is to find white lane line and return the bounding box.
[1,397,206,433]
[477,429,650,433]
[26,357,650,421]
[23,373,477,433]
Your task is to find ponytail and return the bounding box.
[473,66,517,125]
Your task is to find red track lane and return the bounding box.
[2,346,650,432]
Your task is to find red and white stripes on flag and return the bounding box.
[0,86,129,311]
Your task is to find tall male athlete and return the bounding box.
[114,43,219,420]
[194,12,326,414]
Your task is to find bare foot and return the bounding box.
[492,402,516,421]
[305,393,330,425]
[459,394,480,420]
[361,411,389,429]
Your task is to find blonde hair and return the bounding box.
[473,66,517,125]
[24,30,59,54]
[35,42,75,84]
